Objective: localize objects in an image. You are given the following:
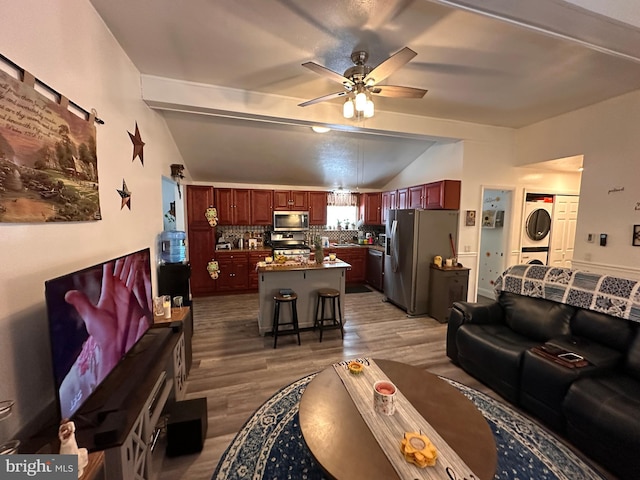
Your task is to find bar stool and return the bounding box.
[314,288,344,342]
[272,292,301,349]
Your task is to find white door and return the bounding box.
[548,195,579,268]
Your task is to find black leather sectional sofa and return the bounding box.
[447,274,640,480]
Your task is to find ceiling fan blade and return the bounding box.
[370,85,427,98]
[364,47,417,85]
[298,91,348,107]
[302,62,354,87]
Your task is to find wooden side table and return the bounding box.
[428,265,470,323]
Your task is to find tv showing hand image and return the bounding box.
[45,248,153,419]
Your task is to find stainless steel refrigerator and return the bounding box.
[384,209,459,315]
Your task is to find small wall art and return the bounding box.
[465,210,476,227]
[128,122,145,165]
[633,225,640,246]
[482,210,496,228]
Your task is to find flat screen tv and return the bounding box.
[45,248,153,420]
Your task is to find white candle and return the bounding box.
[163,299,172,319]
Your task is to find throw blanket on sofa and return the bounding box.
[494,265,640,323]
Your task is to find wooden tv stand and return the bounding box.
[74,322,188,480]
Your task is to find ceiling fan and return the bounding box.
[298,47,428,118]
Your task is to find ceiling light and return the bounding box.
[343,98,355,119]
[311,126,330,133]
[364,97,374,118]
[355,90,367,112]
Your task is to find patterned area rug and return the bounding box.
[212,373,605,480]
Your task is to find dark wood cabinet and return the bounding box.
[424,180,461,210]
[366,248,384,291]
[248,249,271,290]
[308,191,328,225]
[359,192,382,225]
[215,251,249,292]
[408,185,425,209]
[397,188,408,209]
[251,189,273,225]
[331,247,367,283]
[274,190,309,210]
[186,185,215,227]
[428,265,469,323]
[216,188,251,225]
[186,186,216,296]
[381,190,396,225]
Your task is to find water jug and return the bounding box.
[161,230,186,263]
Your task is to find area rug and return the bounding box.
[345,284,372,294]
[212,373,605,480]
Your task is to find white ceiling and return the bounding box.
[89,0,640,189]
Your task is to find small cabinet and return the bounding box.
[186,185,215,227]
[216,188,251,225]
[424,180,461,210]
[274,190,309,211]
[359,192,382,225]
[333,247,367,283]
[215,251,249,292]
[251,189,273,225]
[308,191,328,225]
[366,248,384,291]
[248,249,271,290]
[428,265,470,323]
[408,185,425,209]
[186,186,216,297]
[397,188,408,209]
[381,190,396,225]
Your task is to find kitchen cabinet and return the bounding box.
[251,189,273,225]
[308,191,328,225]
[359,192,382,225]
[424,180,461,210]
[331,247,367,283]
[215,251,249,292]
[397,188,408,209]
[273,190,309,211]
[381,190,396,225]
[248,249,271,290]
[408,185,425,209]
[216,188,251,225]
[428,265,469,323]
[187,185,215,227]
[186,186,216,296]
[366,248,384,291]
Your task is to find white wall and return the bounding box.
[517,89,640,279]
[0,0,184,441]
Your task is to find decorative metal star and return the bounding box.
[128,122,145,165]
[117,179,132,210]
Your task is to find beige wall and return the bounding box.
[0,0,185,440]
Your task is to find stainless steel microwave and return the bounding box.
[273,211,309,231]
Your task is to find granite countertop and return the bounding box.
[256,260,351,273]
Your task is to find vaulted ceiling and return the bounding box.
[90,0,640,189]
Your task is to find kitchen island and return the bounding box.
[256,260,350,335]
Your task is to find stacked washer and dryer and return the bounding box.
[521,194,554,265]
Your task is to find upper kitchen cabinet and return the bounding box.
[274,190,309,211]
[397,188,408,210]
[408,185,425,209]
[215,188,251,225]
[381,190,397,225]
[359,192,382,225]
[308,191,328,225]
[186,185,215,228]
[424,180,461,210]
[251,189,273,225]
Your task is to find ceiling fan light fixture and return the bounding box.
[364,98,375,118]
[355,89,367,112]
[343,98,355,119]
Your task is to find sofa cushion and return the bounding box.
[625,329,640,382]
[564,374,640,480]
[499,292,573,342]
[571,308,637,352]
[457,323,539,403]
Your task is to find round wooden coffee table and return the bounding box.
[299,359,497,479]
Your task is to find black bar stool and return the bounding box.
[272,292,301,348]
[314,288,344,342]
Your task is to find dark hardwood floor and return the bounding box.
[158,288,614,480]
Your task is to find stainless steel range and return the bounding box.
[271,232,310,260]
